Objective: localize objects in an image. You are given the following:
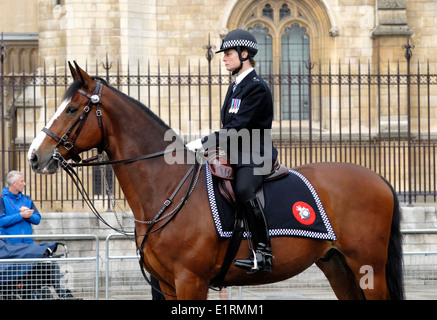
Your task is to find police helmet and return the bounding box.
[216,29,258,58]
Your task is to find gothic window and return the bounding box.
[281,23,310,120]
[248,24,273,74]
[280,4,291,20]
[242,2,312,120]
[228,0,334,123]
[262,4,274,20]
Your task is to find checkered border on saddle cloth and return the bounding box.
[204,164,337,241]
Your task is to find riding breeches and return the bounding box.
[234,166,263,202]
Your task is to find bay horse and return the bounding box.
[27,62,404,300]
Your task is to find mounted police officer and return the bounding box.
[187,29,278,273]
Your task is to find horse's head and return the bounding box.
[28,62,105,174]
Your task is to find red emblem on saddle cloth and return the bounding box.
[292,201,316,225]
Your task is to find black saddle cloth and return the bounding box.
[204,164,336,241]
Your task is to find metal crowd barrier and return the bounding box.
[2,231,436,300]
[104,233,144,299]
[0,234,99,300]
[104,230,437,300]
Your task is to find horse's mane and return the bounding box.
[64,77,172,132]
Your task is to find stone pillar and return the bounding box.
[37,0,158,72]
[371,0,414,72]
[372,0,413,37]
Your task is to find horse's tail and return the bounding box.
[382,177,405,300]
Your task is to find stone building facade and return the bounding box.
[2,0,434,135]
[0,2,436,268]
[0,0,436,211]
[1,0,435,73]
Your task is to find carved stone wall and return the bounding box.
[372,0,413,37]
[0,0,435,71]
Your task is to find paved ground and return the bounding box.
[107,262,437,300]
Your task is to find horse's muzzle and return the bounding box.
[28,151,58,174]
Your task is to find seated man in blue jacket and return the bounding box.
[0,170,41,244]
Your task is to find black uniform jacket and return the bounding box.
[203,70,278,173]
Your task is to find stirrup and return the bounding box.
[256,247,273,273]
[234,250,259,274]
[234,248,273,274]
[252,249,258,271]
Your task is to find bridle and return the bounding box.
[42,78,200,233]
[42,79,190,167]
[40,79,202,298]
[42,80,104,162]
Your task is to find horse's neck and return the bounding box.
[105,112,169,160]
[103,101,189,221]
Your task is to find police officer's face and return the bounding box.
[223,49,248,72]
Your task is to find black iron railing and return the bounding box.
[1,41,436,209]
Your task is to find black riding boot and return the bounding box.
[234,197,273,273]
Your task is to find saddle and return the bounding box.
[206,150,289,206]
[207,150,289,288]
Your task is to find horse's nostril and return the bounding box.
[29,152,38,164]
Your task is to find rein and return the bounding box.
[53,148,202,298]
[137,159,201,298]
[44,79,203,298]
[61,148,184,168]
[52,148,201,235]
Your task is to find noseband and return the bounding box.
[42,80,104,162]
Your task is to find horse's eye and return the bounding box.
[66,106,78,114]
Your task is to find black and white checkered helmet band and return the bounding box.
[216,29,258,55]
[220,39,258,51]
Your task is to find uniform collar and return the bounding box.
[235,67,254,86]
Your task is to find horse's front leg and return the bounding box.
[157,281,177,300]
[174,271,210,300]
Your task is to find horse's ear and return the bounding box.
[68,61,79,81]
[73,61,93,89]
